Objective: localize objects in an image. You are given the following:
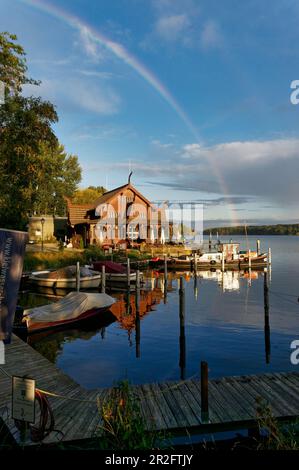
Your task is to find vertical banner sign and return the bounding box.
[0,229,28,344]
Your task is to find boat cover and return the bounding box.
[23,292,115,324]
[93,261,127,274]
[40,266,100,279]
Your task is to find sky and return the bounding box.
[1,0,299,227]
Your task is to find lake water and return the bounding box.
[20,236,299,389]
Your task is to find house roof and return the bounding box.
[66,199,94,226]
[93,183,152,208]
[66,183,153,226]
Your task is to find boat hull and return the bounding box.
[25,305,110,333]
[29,272,101,289]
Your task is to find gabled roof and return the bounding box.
[65,198,94,225]
[93,183,152,208]
[66,183,153,226]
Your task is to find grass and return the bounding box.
[96,380,169,450]
[255,397,299,450]
[23,245,151,271]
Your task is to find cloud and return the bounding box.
[24,78,121,115]
[200,20,224,50]
[151,139,174,149]
[141,0,199,49]
[106,138,299,205]
[154,14,191,42]
[76,25,107,62]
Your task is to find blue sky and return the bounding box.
[2,0,299,226]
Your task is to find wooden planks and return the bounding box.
[1,334,299,447]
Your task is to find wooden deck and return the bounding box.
[1,334,299,446]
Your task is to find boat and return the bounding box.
[154,242,268,271]
[92,260,143,283]
[28,265,102,289]
[196,249,267,269]
[22,291,116,332]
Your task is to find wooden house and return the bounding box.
[66,181,169,247]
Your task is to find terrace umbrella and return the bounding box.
[150,227,155,244]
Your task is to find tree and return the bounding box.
[0,32,82,228]
[0,31,38,96]
[71,186,106,205]
[0,95,58,228]
[33,143,81,216]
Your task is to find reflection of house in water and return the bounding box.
[110,289,163,334]
[195,269,263,292]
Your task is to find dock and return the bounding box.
[1,334,299,446]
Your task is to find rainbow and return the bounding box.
[19,0,238,224]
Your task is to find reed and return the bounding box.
[96,380,169,450]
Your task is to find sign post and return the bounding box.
[12,376,36,424]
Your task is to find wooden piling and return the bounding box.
[248,249,251,269]
[257,239,260,256]
[101,265,106,293]
[264,270,271,364]
[76,261,80,292]
[209,232,212,252]
[179,276,186,380]
[268,247,272,267]
[221,249,225,272]
[127,258,131,290]
[164,255,168,281]
[135,270,141,358]
[201,361,209,423]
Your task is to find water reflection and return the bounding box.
[17,260,278,388]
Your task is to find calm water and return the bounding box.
[20,236,299,389]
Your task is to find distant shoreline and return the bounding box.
[203,223,299,236]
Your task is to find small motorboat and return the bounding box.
[29,265,101,289]
[92,261,142,283]
[22,292,116,332]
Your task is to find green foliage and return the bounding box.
[0,32,82,229]
[0,95,58,228]
[71,186,106,204]
[0,31,38,96]
[97,380,165,450]
[33,143,81,217]
[84,245,105,261]
[204,224,299,236]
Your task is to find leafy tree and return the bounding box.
[0,95,58,228]
[33,143,81,216]
[0,31,38,96]
[0,32,82,228]
[71,186,106,205]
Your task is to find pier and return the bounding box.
[1,334,298,446]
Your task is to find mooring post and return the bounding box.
[257,239,260,256]
[164,255,168,304]
[194,270,198,300]
[264,270,271,364]
[164,254,168,282]
[268,247,272,267]
[135,270,141,358]
[248,249,252,269]
[101,265,106,293]
[179,276,186,380]
[201,361,209,423]
[209,232,212,252]
[194,253,198,273]
[221,249,225,272]
[76,261,80,292]
[127,258,131,291]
